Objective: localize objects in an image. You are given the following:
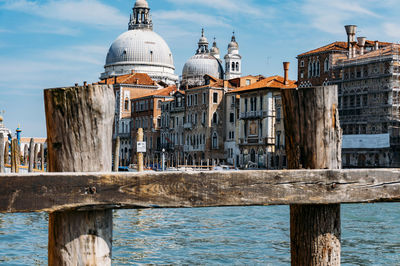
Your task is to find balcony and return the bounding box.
[239,137,275,146]
[183,123,193,129]
[184,144,205,152]
[239,111,270,119]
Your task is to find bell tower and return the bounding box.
[224,32,242,80]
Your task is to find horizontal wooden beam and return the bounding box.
[1,169,400,213]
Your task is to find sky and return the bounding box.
[1,0,400,137]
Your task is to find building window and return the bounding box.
[202,112,206,124]
[230,112,234,123]
[300,60,305,67]
[213,92,218,103]
[212,132,218,149]
[276,107,281,122]
[124,98,129,111]
[308,61,312,78]
[194,94,198,105]
[212,112,218,124]
[231,62,235,71]
[236,62,239,71]
[157,100,161,109]
[246,79,251,86]
[324,58,329,72]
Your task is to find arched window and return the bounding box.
[308,61,312,78]
[324,58,329,72]
[212,132,218,149]
[232,62,235,71]
[124,98,129,110]
[312,61,316,77]
[316,60,320,76]
[236,62,239,71]
[212,112,218,124]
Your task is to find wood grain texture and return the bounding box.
[44,85,115,172]
[11,139,19,173]
[0,134,4,173]
[40,143,45,171]
[3,141,8,165]
[33,143,39,170]
[282,86,342,266]
[44,84,115,266]
[23,144,28,166]
[28,138,34,172]
[137,128,143,172]
[113,137,120,172]
[0,169,400,213]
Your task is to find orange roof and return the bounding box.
[132,85,177,100]
[298,40,393,57]
[230,75,297,93]
[339,44,400,62]
[95,72,156,86]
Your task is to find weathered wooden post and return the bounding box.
[44,84,115,265]
[3,141,8,165]
[11,138,19,173]
[281,84,342,266]
[28,138,34,172]
[137,128,144,172]
[23,144,28,166]
[33,143,39,170]
[113,136,120,172]
[0,134,4,173]
[40,143,45,170]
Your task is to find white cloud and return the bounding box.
[166,0,264,17]
[1,0,126,27]
[302,0,379,34]
[154,10,230,28]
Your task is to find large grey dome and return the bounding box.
[182,54,223,87]
[105,30,174,68]
[100,0,178,84]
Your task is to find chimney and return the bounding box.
[345,25,357,59]
[283,62,290,85]
[357,37,366,55]
[375,40,379,51]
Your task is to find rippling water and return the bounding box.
[0,204,399,265]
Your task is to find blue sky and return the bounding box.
[1,0,400,137]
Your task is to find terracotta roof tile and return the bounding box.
[132,85,177,100]
[95,72,156,86]
[230,75,297,93]
[298,40,393,57]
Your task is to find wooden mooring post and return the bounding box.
[28,138,34,172]
[137,128,144,172]
[11,138,19,173]
[0,134,4,173]
[113,136,120,172]
[44,84,115,265]
[282,84,341,265]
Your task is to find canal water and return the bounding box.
[0,203,399,265]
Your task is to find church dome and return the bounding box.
[101,0,178,84]
[134,0,149,8]
[183,54,222,79]
[181,29,223,88]
[105,30,174,68]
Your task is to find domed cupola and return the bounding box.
[181,29,224,89]
[224,32,242,80]
[210,38,220,59]
[101,0,179,85]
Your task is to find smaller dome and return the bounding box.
[198,28,208,45]
[210,39,220,54]
[135,0,149,8]
[228,33,239,50]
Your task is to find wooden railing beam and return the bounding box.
[1,169,400,213]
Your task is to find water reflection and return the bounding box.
[0,204,398,264]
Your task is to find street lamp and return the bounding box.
[162,148,165,171]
